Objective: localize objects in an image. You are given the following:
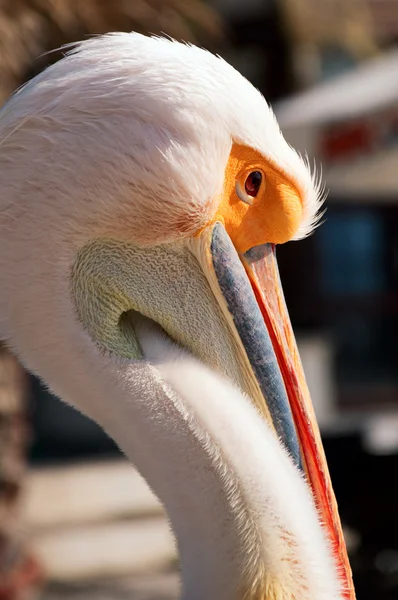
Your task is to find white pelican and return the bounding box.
[0,33,355,600]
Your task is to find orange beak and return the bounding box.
[242,242,355,599]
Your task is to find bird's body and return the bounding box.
[0,33,355,599]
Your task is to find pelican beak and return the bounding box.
[189,222,354,598]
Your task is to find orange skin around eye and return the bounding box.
[212,143,303,253]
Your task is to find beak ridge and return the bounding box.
[210,223,303,468]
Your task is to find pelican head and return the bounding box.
[0,33,354,599]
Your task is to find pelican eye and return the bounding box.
[245,171,262,197]
[235,170,264,206]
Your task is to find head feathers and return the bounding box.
[0,32,323,246]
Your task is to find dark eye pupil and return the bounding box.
[245,171,262,196]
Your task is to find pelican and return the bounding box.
[0,33,355,600]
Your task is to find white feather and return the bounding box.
[113,316,343,599]
[0,33,322,254]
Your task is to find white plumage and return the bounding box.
[0,33,346,600]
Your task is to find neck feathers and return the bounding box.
[107,316,343,600]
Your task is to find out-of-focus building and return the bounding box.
[279,0,398,87]
[276,51,398,414]
[280,0,379,86]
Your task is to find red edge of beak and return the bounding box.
[243,245,356,600]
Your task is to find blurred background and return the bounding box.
[1,0,398,598]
